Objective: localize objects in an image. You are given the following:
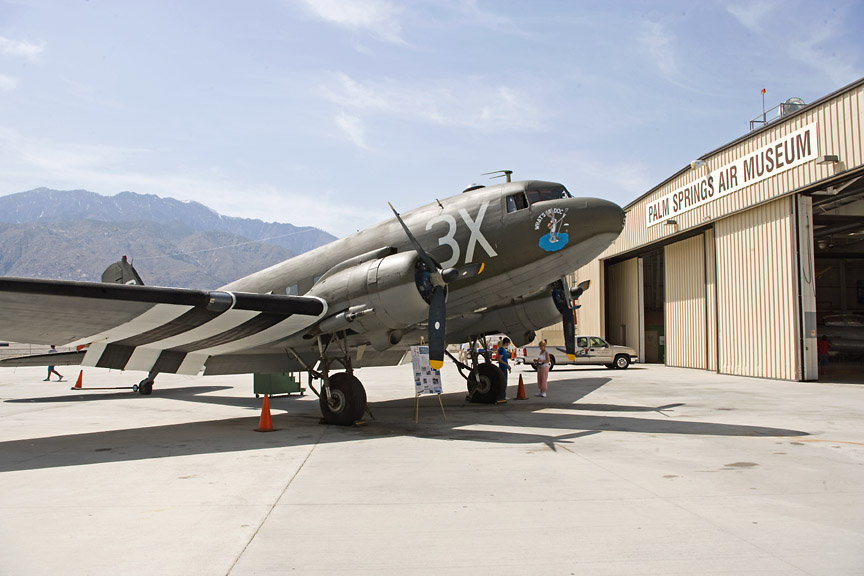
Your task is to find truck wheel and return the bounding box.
[614,355,630,369]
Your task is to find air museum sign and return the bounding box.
[646,124,818,227]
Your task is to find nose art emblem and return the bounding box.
[535,208,569,252]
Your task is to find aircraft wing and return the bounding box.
[0,277,327,375]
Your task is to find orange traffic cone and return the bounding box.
[255,394,276,432]
[515,374,527,400]
[71,370,83,391]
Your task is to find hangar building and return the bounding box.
[570,77,864,381]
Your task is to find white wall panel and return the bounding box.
[606,258,640,347]
[715,198,797,379]
[665,235,707,369]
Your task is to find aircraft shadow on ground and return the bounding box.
[0,376,809,473]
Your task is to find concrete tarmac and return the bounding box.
[0,362,862,575]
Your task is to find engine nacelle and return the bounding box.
[447,293,561,347]
[308,251,430,335]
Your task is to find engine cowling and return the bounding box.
[308,251,433,335]
[447,292,561,347]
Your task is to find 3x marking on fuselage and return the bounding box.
[424,200,499,268]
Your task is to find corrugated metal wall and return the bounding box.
[573,260,603,337]
[598,80,863,260]
[569,79,862,380]
[664,235,708,369]
[606,258,640,347]
[705,228,717,371]
[715,197,798,379]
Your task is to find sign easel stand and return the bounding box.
[414,393,446,423]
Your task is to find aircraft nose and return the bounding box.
[585,198,625,235]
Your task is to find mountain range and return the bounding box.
[0,188,337,288]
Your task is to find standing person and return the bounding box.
[459,342,469,364]
[535,340,550,397]
[497,337,512,399]
[817,335,831,372]
[45,345,63,381]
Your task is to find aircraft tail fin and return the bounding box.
[101,255,145,286]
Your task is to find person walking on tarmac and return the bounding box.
[535,340,550,397]
[45,345,64,381]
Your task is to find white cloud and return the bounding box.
[334,111,371,149]
[639,21,677,79]
[0,36,45,61]
[0,74,19,92]
[296,0,404,43]
[726,1,859,87]
[726,1,774,34]
[321,73,545,136]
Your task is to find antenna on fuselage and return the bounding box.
[483,170,513,182]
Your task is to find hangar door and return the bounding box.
[605,258,640,349]
[664,232,717,370]
[715,198,799,380]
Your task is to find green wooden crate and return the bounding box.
[253,373,305,397]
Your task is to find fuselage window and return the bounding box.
[285,284,299,296]
[506,193,529,213]
[525,186,571,205]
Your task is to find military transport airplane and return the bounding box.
[0,178,625,425]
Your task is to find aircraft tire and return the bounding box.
[467,363,505,404]
[320,372,367,426]
[138,378,154,395]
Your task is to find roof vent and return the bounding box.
[781,97,806,116]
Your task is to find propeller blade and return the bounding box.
[388,202,438,273]
[561,310,576,361]
[441,262,484,283]
[388,203,449,369]
[428,285,447,370]
[552,280,577,360]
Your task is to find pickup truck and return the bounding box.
[516,336,638,370]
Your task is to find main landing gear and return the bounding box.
[447,336,507,404]
[290,335,369,426]
[316,365,367,426]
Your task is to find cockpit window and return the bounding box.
[525,186,571,205]
[506,193,529,213]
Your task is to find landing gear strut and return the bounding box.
[447,335,507,404]
[290,334,369,426]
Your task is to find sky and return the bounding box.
[0,0,862,238]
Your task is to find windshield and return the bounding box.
[525,185,571,204]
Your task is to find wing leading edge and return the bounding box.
[0,277,327,375]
